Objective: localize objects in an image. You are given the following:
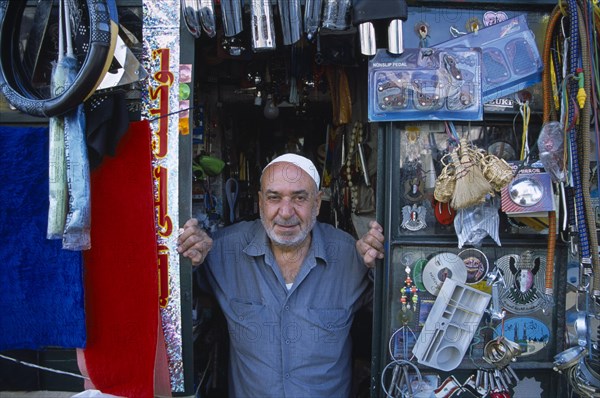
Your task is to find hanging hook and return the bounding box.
[449,26,467,37]
[558,0,568,16]
[560,15,568,40]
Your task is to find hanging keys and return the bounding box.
[475,369,482,387]
[462,374,485,398]
[483,369,489,392]
[489,370,497,392]
[474,370,487,396]
[506,364,519,383]
[469,365,518,397]
[495,368,510,392]
[385,363,419,397]
[387,363,402,395]
[403,366,413,396]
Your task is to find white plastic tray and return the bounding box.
[413,278,491,371]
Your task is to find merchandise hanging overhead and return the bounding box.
[0,0,118,117]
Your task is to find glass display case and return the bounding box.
[370,122,567,397]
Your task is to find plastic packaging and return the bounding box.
[436,15,542,103]
[220,0,244,37]
[322,0,350,30]
[368,48,482,122]
[199,0,217,38]
[277,0,302,45]
[181,0,201,38]
[249,0,276,51]
[537,121,565,183]
[304,0,323,40]
[454,196,501,248]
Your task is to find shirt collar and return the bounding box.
[243,221,270,257]
[310,222,328,264]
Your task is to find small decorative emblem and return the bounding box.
[401,204,427,231]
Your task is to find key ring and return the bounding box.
[553,346,588,373]
[483,336,522,369]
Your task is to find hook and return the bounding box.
[560,15,568,39]
[559,0,567,16]
[449,26,466,37]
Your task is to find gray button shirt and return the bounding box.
[200,220,371,398]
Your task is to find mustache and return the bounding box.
[273,218,300,226]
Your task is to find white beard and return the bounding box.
[261,207,318,248]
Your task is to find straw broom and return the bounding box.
[434,153,456,203]
[450,138,493,210]
[482,154,514,191]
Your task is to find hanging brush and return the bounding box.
[450,138,493,210]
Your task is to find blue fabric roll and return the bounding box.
[0,126,86,350]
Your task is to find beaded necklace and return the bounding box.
[344,122,363,213]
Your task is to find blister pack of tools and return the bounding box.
[436,15,542,103]
[368,48,482,122]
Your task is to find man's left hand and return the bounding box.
[356,220,384,268]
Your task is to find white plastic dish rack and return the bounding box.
[413,278,491,371]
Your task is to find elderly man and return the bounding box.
[178,153,384,398]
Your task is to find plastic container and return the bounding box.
[412,278,491,371]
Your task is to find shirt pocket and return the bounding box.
[309,307,352,331]
[230,297,265,322]
[228,298,267,351]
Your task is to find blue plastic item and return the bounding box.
[368,47,482,122]
[436,15,543,102]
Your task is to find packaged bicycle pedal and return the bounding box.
[368,47,482,122]
[436,15,542,103]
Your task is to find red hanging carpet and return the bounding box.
[81,120,159,398]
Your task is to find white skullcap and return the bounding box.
[263,154,320,189]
